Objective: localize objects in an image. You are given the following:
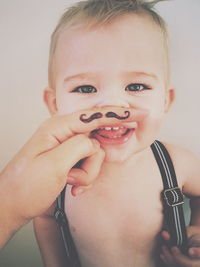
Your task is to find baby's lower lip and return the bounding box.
[91,128,134,146]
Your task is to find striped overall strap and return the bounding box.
[54,187,82,267]
[151,140,188,254]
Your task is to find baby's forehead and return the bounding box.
[56,13,165,57]
[56,14,166,62]
[52,13,169,87]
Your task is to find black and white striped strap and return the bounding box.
[54,187,81,267]
[151,140,188,253]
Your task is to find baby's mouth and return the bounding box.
[90,124,135,145]
[93,126,130,138]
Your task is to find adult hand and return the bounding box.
[160,226,200,267]
[0,107,146,248]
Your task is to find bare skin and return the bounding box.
[64,146,164,267]
[34,133,200,267]
[63,144,200,267]
[33,13,200,267]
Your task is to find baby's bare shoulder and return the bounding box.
[162,142,200,196]
[163,142,199,163]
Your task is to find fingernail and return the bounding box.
[91,138,100,147]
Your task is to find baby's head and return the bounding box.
[48,0,170,89]
[44,0,174,162]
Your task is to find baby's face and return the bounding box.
[46,14,173,162]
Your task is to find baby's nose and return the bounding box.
[95,91,129,108]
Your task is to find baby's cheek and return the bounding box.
[56,99,81,115]
[57,106,77,115]
[147,111,164,128]
[138,110,164,137]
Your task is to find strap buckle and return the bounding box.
[163,187,184,207]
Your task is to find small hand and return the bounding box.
[160,226,200,267]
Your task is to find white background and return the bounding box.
[0,0,199,266]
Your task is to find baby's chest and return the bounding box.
[65,173,164,253]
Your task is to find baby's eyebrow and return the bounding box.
[124,71,158,81]
[63,71,159,83]
[64,72,97,83]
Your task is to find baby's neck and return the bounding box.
[100,146,150,177]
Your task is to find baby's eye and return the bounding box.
[125,83,151,92]
[72,85,97,93]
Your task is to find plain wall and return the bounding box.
[0,0,199,266]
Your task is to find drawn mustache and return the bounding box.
[105,111,130,120]
[80,112,103,123]
[80,110,130,123]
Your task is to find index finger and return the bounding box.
[59,107,147,138]
[26,106,148,155]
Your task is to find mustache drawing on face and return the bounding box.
[80,110,130,123]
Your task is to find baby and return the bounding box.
[33,0,200,266]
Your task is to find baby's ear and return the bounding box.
[43,87,58,115]
[164,88,175,113]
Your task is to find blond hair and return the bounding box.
[48,0,169,88]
